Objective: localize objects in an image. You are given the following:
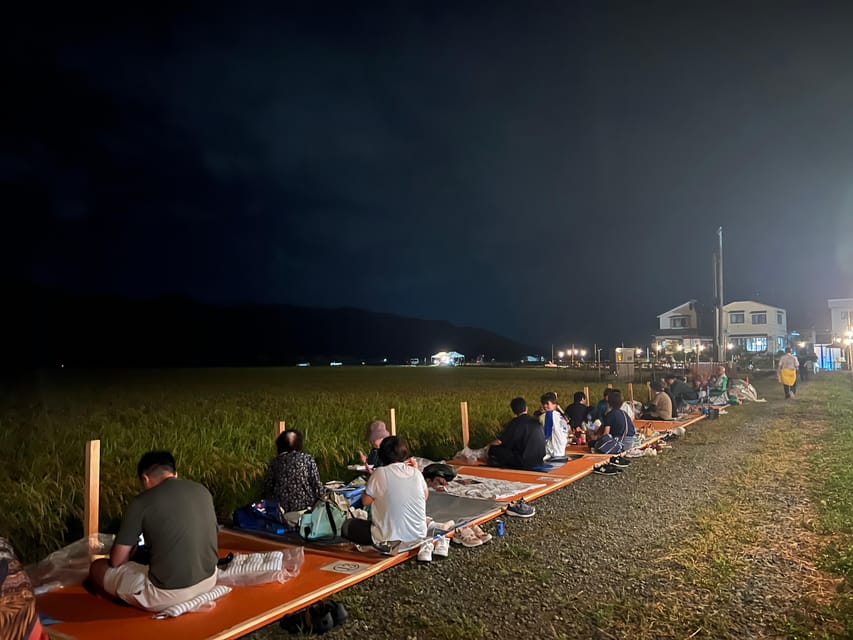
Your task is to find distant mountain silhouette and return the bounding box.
[7,285,541,366]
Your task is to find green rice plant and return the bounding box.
[2,366,598,562]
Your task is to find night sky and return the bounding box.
[6,1,853,348]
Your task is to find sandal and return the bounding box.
[470,524,492,543]
[451,526,483,547]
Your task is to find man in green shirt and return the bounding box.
[89,451,218,612]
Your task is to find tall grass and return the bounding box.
[1,366,616,562]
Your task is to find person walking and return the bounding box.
[777,347,799,400]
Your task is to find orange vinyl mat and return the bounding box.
[38,530,408,640]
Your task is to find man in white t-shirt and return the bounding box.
[342,436,428,548]
[539,392,569,460]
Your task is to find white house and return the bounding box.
[652,300,714,353]
[828,298,853,338]
[723,300,787,353]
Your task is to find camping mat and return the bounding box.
[37,529,409,640]
[439,476,546,502]
[451,461,595,502]
[425,491,502,525]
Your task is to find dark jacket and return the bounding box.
[488,414,546,470]
[565,402,589,429]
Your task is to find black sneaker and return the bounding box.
[610,457,631,467]
[594,464,619,476]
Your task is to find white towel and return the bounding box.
[219,550,283,576]
[154,585,232,619]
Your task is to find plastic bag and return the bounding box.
[216,547,304,586]
[27,533,115,592]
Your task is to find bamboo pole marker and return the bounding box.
[583,386,590,407]
[276,420,286,437]
[460,401,470,448]
[647,382,652,402]
[607,383,613,389]
[84,439,100,540]
[389,408,397,436]
[628,383,635,406]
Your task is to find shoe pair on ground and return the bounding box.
[280,599,347,635]
[418,534,452,561]
[450,524,493,549]
[506,498,535,518]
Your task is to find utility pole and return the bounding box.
[716,227,725,363]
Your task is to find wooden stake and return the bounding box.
[276,420,286,437]
[647,381,652,402]
[583,386,590,407]
[607,383,613,389]
[84,439,100,540]
[628,383,635,406]
[460,401,470,448]
[389,408,396,436]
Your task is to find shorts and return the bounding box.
[103,562,217,612]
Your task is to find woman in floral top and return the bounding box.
[262,430,323,513]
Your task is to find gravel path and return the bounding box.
[247,390,802,640]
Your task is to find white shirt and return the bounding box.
[779,353,799,370]
[366,463,428,545]
[542,409,569,459]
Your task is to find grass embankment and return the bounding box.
[2,366,615,562]
[573,373,853,639]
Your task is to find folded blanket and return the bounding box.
[154,585,232,619]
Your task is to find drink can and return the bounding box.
[496,519,505,537]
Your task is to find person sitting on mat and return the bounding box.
[665,373,699,411]
[592,388,611,421]
[707,365,730,405]
[565,391,589,428]
[602,389,637,451]
[342,436,428,549]
[359,420,391,472]
[640,381,673,420]
[88,451,218,612]
[263,429,324,516]
[539,391,569,460]
[486,396,546,470]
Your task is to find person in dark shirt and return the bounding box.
[263,429,323,514]
[565,391,590,428]
[88,451,218,612]
[665,374,698,412]
[487,397,546,470]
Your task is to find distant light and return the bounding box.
[383,358,387,363]
[798,341,806,348]
[635,348,643,356]
[558,351,565,358]
[580,349,587,357]
[727,343,734,350]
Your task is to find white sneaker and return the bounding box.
[428,519,455,534]
[433,537,450,557]
[417,541,434,562]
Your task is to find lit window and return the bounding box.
[746,337,767,352]
[729,312,744,324]
[670,316,688,329]
[751,312,767,325]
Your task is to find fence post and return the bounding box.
[84,439,100,541]
[460,401,470,448]
[389,407,397,436]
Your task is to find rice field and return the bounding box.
[1,366,620,562]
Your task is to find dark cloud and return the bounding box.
[5,1,853,348]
